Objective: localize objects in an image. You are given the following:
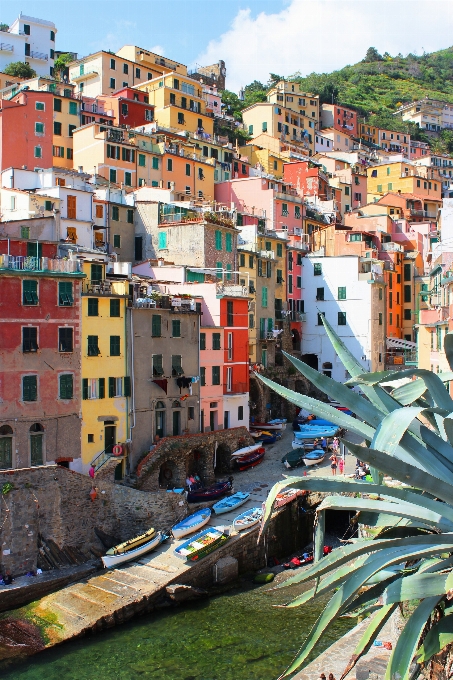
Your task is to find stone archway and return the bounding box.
[187,446,212,486]
[214,443,232,475]
[249,375,265,420]
[158,458,182,489]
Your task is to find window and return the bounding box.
[135,67,141,78]
[138,153,146,167]
[112,234,121,249]
[53,121,62,135]
[317,312,325,325]
[262,287,268,308]
[338,286,346,300]
[36,101,45,111]
[110,336,121,356]
[225,232,232,252]
[338,312,347,326]
[158,231,167,249]
[112,206,119,221]
[152,315,161,337]
[377,184,382,192]
[53,145,64,158]
[344,186,350,196]
[167,158,173,172]
[69,101,78,115]
[379,312,383,325]
[389,292,393,309]
[110,78,116,89]
[108,377,124,397]
[200,333,206,350]
[68,124,76,137]
[59,374,73,400]
[262,122,267,132]
[297,276,302,288]
[125,172,132,187]
[248,125,253,134]
[172,355,183,376]
[404,309,412,321]
[212,333,221,350]
[314,263,322,276]
[21,226,30,239]
[67,195,76,219]
[215,230,222,250]
[172,319,181,337]
[178,112,185,125]
[227,300,234,326]
[23,280,38,305]
[212,366,221,385]
[249,313,254,328]
[110,58,116,69]
[152,354,163,376]
[277,269,283,284]
[316,287,324,301]
[404,263,411,281]
[87,335,100,356]
[239,253,246,268]
[50,30,55,41]
[282,203,288,216]
[216,262,222,278]
[23,376,37,402]
[404,285,411,303]
[276,242,283,258]
[88,298,99,316]
[145,108,153,121]
[58,282,73,306]
[23,327,38,352]
[200,367,206,386]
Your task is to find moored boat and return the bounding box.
[230,443,263,458]
[105,527,156,556]
[294,428,337,440]
[274,488,303,508]
[233,507,263,532]
[302,419,336,427]
[174,527,229,562]
[282,448,306,469]
[250,421,283,430]
[213,491,250,514]
[187,479,233,503]
[171,508,211,539]
[101,531,166,569]
[303,449,326,466]
[235,448,265,471]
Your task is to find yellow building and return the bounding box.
[366,161,442,210]
[241,102,316,154]
[394,98,444,133]
[239,134,309,178]
[52,88,80,169]
[81,258,130,475]
[266,81,319,121]
[116,45,187,76]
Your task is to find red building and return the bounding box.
[283,159,334,200]
[0,238,84,470]
[321,103,358,136]
[100,87,155,128]
[220,295,249,428]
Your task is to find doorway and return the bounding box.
[104,424,116,454]
[155,401,165,438]
[209,410,216,432]
[224,411,230,430]
[172,410,181,436]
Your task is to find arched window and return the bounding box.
[172,400,181,408]
[0,425,13,469]
[155,401,165,410]
[30,423,44,466]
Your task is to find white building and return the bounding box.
[0,14,56,78]
[315,131,333,154]
[301,255,385,382]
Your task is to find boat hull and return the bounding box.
[174,528,229,562]
[230,443,263,458]
[101,532,164,568]
[187,480,232,503]
[303,453,326,466]
[275,489,302,508]
[235,449,265,471]
[105,527,156,556]
[282,448,305,469]
[233,507,263,532]
[171,508,212,539]
[213,491,250,514]
[250,422,283,430]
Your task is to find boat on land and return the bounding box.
[187,479,233,503]
[282,448,306,469]
[213,491,250,514]
[235,448,265,471]
[230,443,263,458]
[101,531,166,569]
[171,508,212,539]
[303,450,326,466]
[300,419,336,427]
[174,527,229,562]
[274,488,303,508]
[250,421,284,430]
[233,507,263,532]
[104,527,156,556]
[294,428,337,440]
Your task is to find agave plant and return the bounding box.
[257,317,453,680]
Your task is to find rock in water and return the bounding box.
[165,584,208,603]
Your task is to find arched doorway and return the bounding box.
[30,423,44,466]
[158,458,179,488]
[214,443,231,475]
[0,425,13,469]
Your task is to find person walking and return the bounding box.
[330,453,338,476]
[338,456,344,475]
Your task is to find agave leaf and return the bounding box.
[440,371,453,382]
[358,512,428,529]
[344,440,453,504]
[444,417,453,445]
[419,425,453,469]
[314,508,325,563]
[383,572,453,604]
[376,526,434,540]
[347,370,406,386]
[444,332,453,371]
[415,610,453,663]
[341,574,407,616]
[418,555,453,574]
[340,605,398,680]
[281,351,386,427]
[341,604,384,619]
[372,407,424,456]
[385,596,442,680]
[391,380,426,405]
[386,370,453,411]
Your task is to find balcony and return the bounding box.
[381,242,404,253]
[225,382,248,395]
[0,255,82,273]
[216,283,249,297]
[409,209,424,217]
[259,331,277,341]
[260,250,275,260]
[29,51,48,61]
[0,43,13,52]
[71,70,99,82]
[82,279,128,295]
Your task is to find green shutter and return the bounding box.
[262,287,268,307]
[110,336,120,356]
[30,434,43,466]
[257,259,263,277]
[87,298,99,316]
[138,153,146,167]
[98,378,105,399]
[82,378,89,400]
[91,264,102,282]
[124,376,131,397]
[226,264,232,281]
[200,367,205,386]
[59,374,73,399]
[200,333,206,350]
[277,243,283,257]
[110,299,120,317]
[213,333,221,350]
[152,157,159,169]
[23,375,37,401]
[158,231,167,249]
[152,315,161,337]
[59,281,73,306]
[216,262,222,279]
[267,318,273,331]
[225,232,232,252]
[172,319,181,337]
[87,335,99,356]
[212,366,220,385]
[215,230,222,250]
[23,280,38,305]
[109,377,115,398]
[338,287,346,300]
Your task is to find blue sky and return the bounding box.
[3,0,453,91]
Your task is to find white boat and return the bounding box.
[213,491,250,514]
[303,450,326,466]
[171,508,211,539]
[101,531,164,569]
[275,489,303,508]
[233,507,263,532]
[231,443,263,458]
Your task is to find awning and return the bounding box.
[386,337,416,350]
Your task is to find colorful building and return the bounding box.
[321,104,358,136]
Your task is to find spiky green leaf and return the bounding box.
[415,610,453,663]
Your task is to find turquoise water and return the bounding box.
[1,580,352,680]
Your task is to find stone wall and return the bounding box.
[135,426,254,491]
[0,466,190,577]
[250,370,323,422]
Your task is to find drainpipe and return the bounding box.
[129,307,136,443]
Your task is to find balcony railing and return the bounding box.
[225,382,248,394]
[259,331,277,341]
[260,250,275,259]
[82,279,128,295]
[0,43,14,52]
[0,255,82,273]
[29,50,48,61]
[216,283,248,297]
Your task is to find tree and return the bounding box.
[220,90,244,121]
[268,73,283,87]
[363,46,383,62]
[259,316,453,680]
[3,62,36,78]
[54,53,73,81]
[0,23,9,31]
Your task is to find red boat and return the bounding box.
[235,447,265,471]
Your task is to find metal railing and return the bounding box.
[0,255,82,273]
[29,50,48,61]
[0,43,13,52]
[216,283,248,297]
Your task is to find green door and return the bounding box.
[30,434,43,466]
[172,411,180,436]
[156,410,165,438]
[0,437,12,469]
[104,425,116,454]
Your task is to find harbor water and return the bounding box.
[1,578,353,680]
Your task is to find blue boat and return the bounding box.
[294,428,337,440]
[304,419,336,427]
[212,491,250,514]
[171,508,212,539]
[303,449,326,466]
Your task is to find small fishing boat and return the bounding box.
[231,442,263,458]
[260,432,279,445]
[235,448,265,471]
[281,448,306,469]
[233,507,263,532]
[275,488,302,508]
[213,491,250,514]
[174,527,229,562]
[104,527,156,556]
[303,449,326,466]
[296,424,338,434]
[187,479,233,503]
[171,508,211,539]
[303,419,336,427]
[250,421,284,430]
[268,418,287,429]
[294,428,337,440]
[101,531,166,569]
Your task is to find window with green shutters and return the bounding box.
[404,285,411,303]
[265,241,271,251]
[288,275,293,293]
[404,264,411,281]
[277,243,283,257]
[152,315,161,337]
[58,281,73,306]
[239,253,245,267]
[225,232,232,252]
[212,366,220,385]
[113,234,121,248]
[152,157,159,169]
[59,374,73,399]
[87,298,99,316]
[110,299,120,317]
[112,206,119,221]
[69,101,78,115]
[314,263,322,276]
[317,312,325,325]
[0,435,12,470]
[338,286,346,300]
[110,336,120,356]
[110,169,117,183]
[27,242,43,258]
[276,269,284,283]
[215,230,222,250]
[226,263,232,280]
[266,261,272,278]
[138,153,146,167]
[87,335,100,356]
[158,231,167,249]
[153,354,163,376]
[172,319,181,337]
[338,311,347,325]
[23,280,38,305]
[186,270,205,282]
[99,378,105,399]
[200,367,206,386]
[259,317,266,339]
[296,276,302,288]
[262,287,268,307]
[109,377,115,398]
[257,259,263,277]
[124,377,131,397]
[59,327,73,352]
[212,333,221,350]
[216,262,222,279]
[127,209,134,224]
[23,375,37,401]
[236,213,243,226]
[91,264,102,282]
[379,312,383,326]
[172,355,183,376]
[30,433,43,466]
[267,318,273,331]
[288,252,293,271]
[23,327,38,353]
[200,333,206,350]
